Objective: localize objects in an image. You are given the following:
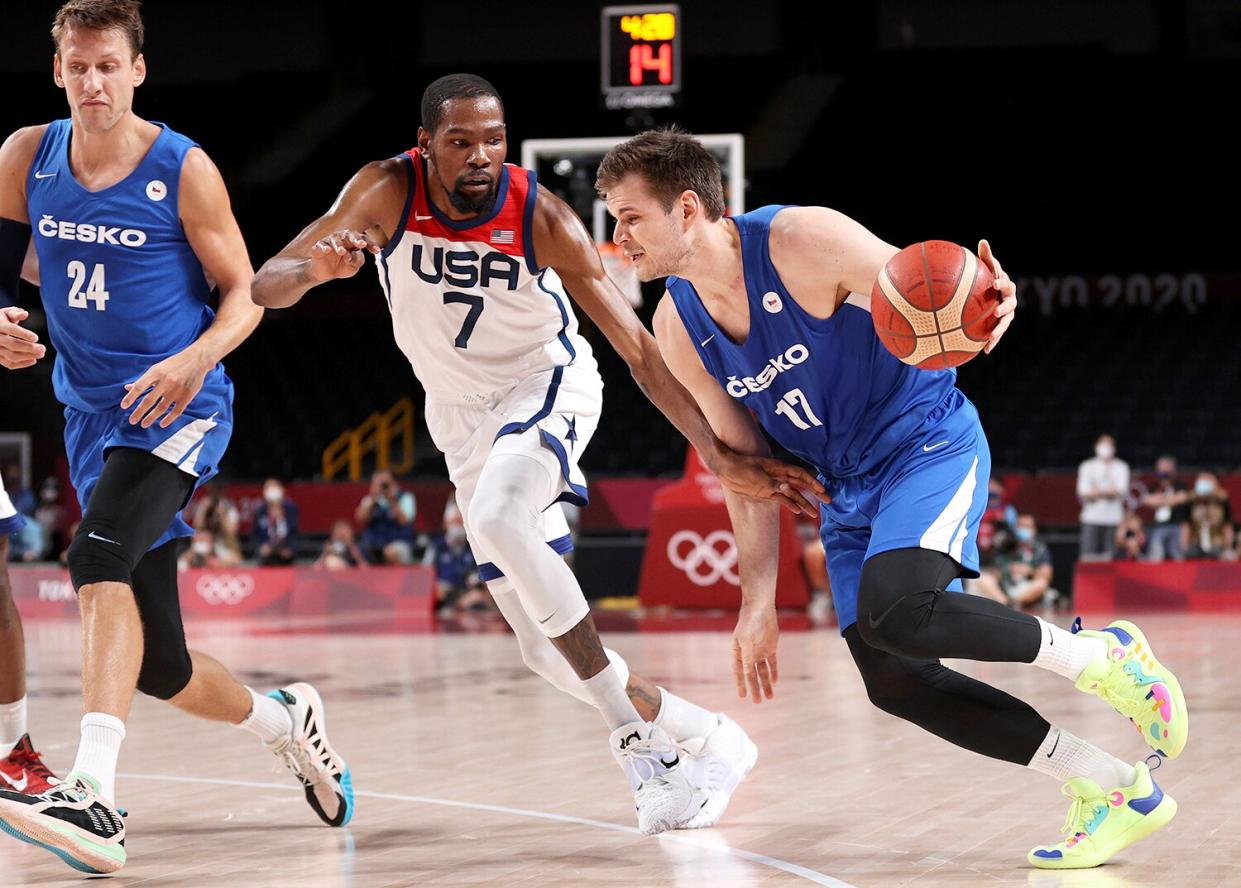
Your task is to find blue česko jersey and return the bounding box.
[26,119,225,413]
[667,205,959,479]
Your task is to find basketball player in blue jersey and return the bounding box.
[597,128,1187,869]
[0,1,353,874]
[255,74,826,836]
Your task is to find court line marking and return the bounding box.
[118,772,857,887]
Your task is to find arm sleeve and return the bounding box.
[0,218,33,306]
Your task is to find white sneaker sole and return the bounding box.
[682,721,759,829]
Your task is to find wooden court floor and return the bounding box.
[2,611,1237,887]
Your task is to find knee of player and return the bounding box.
[470,493,539,548]
[855,661,920,718]
[136,646,193,700]
[66,529,135,594]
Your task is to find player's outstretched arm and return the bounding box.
[0,127,48,370]
[252,160,405,309]
[534,190,825,516]
[653,294,782,703]
[120,147,264,429]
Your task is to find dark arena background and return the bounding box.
[1,1,1239,885]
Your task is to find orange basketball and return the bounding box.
[871,240,998,369]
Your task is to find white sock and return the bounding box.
[0,696,27,748]
[1030,617,1107,681]
[581,664,643,730]
[237,687,294,745]
[653,688,718,742]
[71,713,126,803]
[1027,726,1136,789]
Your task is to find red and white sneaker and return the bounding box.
[0,735,60,796]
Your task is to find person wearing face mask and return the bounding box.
[1183,473,1235,561]
[1142,456,1190,562]
[177,528,231,570]
[33,477,66,560]
[974,514,1056,608]
[425,511,487,615]
[1076,435,1129,562]
[254,478,299,566]
[191,481,241,562]
[314,519,366,571]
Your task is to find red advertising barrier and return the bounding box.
[7,565,436,620]
[1073,561,1241,612]
[638,449,809,609]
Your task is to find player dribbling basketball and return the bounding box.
[597,127,1188,869]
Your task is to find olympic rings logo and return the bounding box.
[195,574,255,606]
[666,529,740,587]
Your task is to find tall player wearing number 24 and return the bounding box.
[0,1,353,875]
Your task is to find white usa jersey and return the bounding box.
[376,149,594,400]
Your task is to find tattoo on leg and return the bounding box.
[626,676,662,721]
[550,615,610,679]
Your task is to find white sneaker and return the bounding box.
[267,682,355,826]
[679,714,758,829]
[610,722,707,836]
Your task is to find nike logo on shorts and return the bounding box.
[922,440,950,453]
[537,609,558,625]
[0,770,29,791]
[87,531,121,546]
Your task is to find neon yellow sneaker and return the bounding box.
[1072,618,1188,758]
[1028,760,1176,869]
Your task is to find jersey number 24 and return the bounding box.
[67,261,109,311]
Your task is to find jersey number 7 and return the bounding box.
[443,292,483,348]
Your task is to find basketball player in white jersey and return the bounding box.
[253,74,826,835]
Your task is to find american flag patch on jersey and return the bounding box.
[491,229,515,245]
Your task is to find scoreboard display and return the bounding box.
[601,5,681,109]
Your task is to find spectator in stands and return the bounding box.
[34,476,67,559]
[1142,455,1190,562]
[192,481,242,564]
[425,504,488,614]
[314,519,367,571]
[978,477,1018,566]
[7,512,43,562]
[1076,434,1129,561]
[356,470,416,564]
[2,465,36,517]
[178,528,239,570]
[254,477,299,565]
[974,513,1056,608]
[1115,513,1147,561]
[1184,473,1236,560]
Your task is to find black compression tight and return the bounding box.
[856,548,1042,662]
[844,625,1050,764]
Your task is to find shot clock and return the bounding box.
[601,5,682,110]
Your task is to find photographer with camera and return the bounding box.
[354,470,417,564]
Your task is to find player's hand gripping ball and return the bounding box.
[871,240,1000,369]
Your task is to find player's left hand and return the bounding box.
[121,346,214,429]
[978,239,1017,354]
[733,603,780,703]
[711,449,829,516]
